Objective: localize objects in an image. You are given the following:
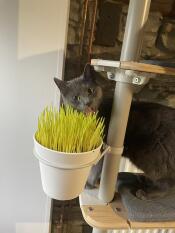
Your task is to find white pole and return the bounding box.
[93,0,151,232]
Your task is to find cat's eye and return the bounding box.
[88,88,94,95]
[73,95,81,101]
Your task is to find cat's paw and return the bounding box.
[136,189,148,200]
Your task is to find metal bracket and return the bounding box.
[107,70,149,85]
[91,59,149,86]
[79,189,107,206]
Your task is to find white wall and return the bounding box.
[0,0,69,232]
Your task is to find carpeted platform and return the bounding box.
[117,172,175,222]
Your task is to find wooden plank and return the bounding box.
[130,220,175,229]
[120,61,175,75]
[91,59,175,75]
[80,194,175,230]
[80,204,129,230]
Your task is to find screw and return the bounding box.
[116,207,121,212]
[107,72,115,80]
[88,207,94,211]
[133,77,141,84]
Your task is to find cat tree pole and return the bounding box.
[92,0,151,232]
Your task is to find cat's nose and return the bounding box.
[84,106,95,114]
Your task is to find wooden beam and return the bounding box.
[130,220,175,229]
[80,192,175,230]
[120,61,175,75]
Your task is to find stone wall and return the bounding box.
[64,0,175,108]
[66,0,175,59]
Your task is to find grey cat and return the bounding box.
[54,64,175,200]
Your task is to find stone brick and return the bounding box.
[67,26,80,44]
[157,19,175,52]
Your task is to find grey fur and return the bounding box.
[54,66,103,112]
[54,64,175,200]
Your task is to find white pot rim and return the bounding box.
[34,149,101,169]
[33,135,103,155]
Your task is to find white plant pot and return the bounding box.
[33,137,108,200]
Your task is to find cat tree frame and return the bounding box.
[79,0,175,233]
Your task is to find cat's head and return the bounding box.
[54,64,103,113]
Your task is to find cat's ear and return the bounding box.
[54,78,67,95]
[83,63,94,81]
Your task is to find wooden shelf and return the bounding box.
[120,61,175,76]
[79,189,175,230]
[91,59,175,76]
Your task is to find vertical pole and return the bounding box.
[93,1,151,232]
[99,0,151,206]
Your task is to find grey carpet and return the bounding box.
[117,172,175,222]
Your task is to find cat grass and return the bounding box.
[35,105,104,153]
